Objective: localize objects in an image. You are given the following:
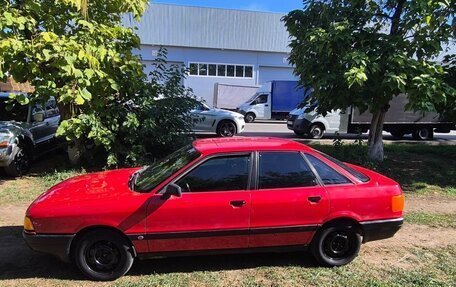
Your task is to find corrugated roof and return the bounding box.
[124,3,291,53]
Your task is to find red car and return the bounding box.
[23,137,404,281]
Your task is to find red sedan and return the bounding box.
[23,137,404,280]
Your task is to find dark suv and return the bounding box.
[0,92,61,176]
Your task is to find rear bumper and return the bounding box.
[23,231,75,262]
[361,217,403,243]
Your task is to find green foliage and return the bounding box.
[0,1,197,166]
[284,0,455,115]
[283,0,456,160]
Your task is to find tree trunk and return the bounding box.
[368,107,388,162]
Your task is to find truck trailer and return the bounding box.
[237,81,311,122]
[287,94,455,140]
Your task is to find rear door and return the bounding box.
[249,151,329,248]
[145,153,253,253]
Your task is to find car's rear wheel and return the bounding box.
[311,225,361,266]
[4,146,31,177]
[244,113,255,123]
[217,120,237,137]
[74,230,134,281]
[412,127,433,140]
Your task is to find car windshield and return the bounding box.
[317,151,370,182]
[0,97,28,122]
[134,145,201,192]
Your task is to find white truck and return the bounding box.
[287,94,455,140]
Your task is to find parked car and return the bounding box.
[23,137,404,281]
[287,94,454,139]
[191,100,245,137]
[0,92,61,176]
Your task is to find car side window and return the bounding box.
[305,154,352,185]
[45,99,59,118]
[256,94,268,104]
[259,152,317,189]
[176,155,251,192]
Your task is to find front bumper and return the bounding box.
[361,217,403,243]
[0,145,14,167]
[287,117,312,133]
[23,231,75,262]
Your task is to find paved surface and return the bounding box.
[239,120,456,145]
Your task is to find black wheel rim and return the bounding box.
[418,129,428,139]
[323,231,353,260]
[220,123,235,137]
[85,241,121,273]
[14,149,30,175]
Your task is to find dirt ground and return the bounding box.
[0,195,455,286]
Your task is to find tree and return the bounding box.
[0,1,197,166]
[283,0,456,161]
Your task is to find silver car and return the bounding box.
[191,101,245,137]
[0,93,61,176]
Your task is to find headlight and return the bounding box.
[0,131,14,149]
[297,113,306,120]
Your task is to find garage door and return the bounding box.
[258,66,297,85]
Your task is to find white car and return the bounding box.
[191,101,245,137]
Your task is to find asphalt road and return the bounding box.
[240,120,456,145]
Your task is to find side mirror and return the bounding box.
[161,183,182,199]
[33,112,44,122]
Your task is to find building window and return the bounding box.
[199,64,208,76]
[209,64,217,76]
[245,66,253,78]
[235,66,244,77]
[189,62,253,78]
[227,65,235,77]
[217,65,226,77]
[189,63,198,75]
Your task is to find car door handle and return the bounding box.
[230,200,246,207]
[265,104,269,107]
[308,196,321,203]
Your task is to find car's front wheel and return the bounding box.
[74,230,134,281]
[311,225,361,266]
[244,113,255,123]
[217,120,237,137]
[4,146,31,177]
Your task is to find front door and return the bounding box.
[145,154,253,253]
[252,94,269,119]
[250,151,329,247]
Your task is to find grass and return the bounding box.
[0,169,81,204]
[311,144,456,196]
[109,245,456,287]
[405,212,456,228]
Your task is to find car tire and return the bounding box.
[309,124,325,139]
[4,146,31,177]
[244,113,255,123]
[217,120,237,137]
[74,230,134,281]
[294,131,306,137]
[412,127,433,140]
[311,225,361,267]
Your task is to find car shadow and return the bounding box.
[0,225,318,281]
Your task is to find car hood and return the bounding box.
[31,168,140,206]
[0,121,28,133]
[206,108,243,117]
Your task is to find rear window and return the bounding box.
[317,152,370,182]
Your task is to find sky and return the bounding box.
[153,0,303,13]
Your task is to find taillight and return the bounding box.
[392,194,405,212]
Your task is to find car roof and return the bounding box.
[192,137,313,154]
